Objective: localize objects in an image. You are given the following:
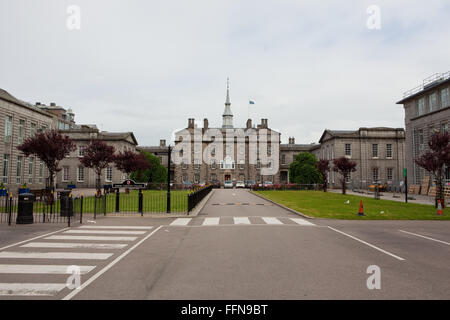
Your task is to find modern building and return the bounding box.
[318,128,405,188]
[1,89,53,191]
[397,71,450,185]
[56,126,138,189]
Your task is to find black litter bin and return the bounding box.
[16,193,35,224]
[60,190,73,217]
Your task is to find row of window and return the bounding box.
[182,160,272,170]
[372,167,394,182]
[61,166,113,183]
[1,154,44,184]
[183,145,273,156]
[181,173,271,183]
[346,143,393,158]
[416,87,450,116]
[334,167,395,184]
[415,124,448,152]
[3,115,48,143]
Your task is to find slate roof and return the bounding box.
[0,88,53,118]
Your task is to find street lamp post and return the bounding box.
[167,145,171,213]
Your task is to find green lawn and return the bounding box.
[255,190,450,220]
[81,190,189,213]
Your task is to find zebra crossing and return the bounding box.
[169,216,316,227]
[0,225,154,297]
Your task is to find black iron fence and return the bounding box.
[187,185,213,213]
[0,193,82,227]
[0,188,191,225]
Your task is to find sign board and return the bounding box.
[403,168,407,177]
[112,179,146,189]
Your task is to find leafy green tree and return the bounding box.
[130,151,167,183]
[289,152,322,185]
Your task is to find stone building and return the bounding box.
[0,89,53,192]
[35,102,76,130]
[318,128,405,188]
[137,139,174,181]
[396,71,450,185]
[279,137,320,183]
[169,83,281,185]
[141,83,406,189]
[56,126,138,189]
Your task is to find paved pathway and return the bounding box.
[0,189,449,300]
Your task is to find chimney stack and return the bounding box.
[288,137,295,144]
[260,119,268,128]
[160,139,166,147]
[246,119,252,129]
[50,102,56,107]
[203,118,209,130]
[188,118,195,128]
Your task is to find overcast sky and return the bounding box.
[1,0,449,145]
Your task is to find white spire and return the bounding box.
[222,77,233,128]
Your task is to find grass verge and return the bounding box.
[254,190,450,220]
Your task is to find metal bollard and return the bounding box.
[8,193,12,226]
[138,189,143,216]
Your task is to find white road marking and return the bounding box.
[262,217,283,225]
[0,251,113,260]
[0,283,67,296]
[21,242,128,249]
[0,264,95,274]
[78,225,153,230]
[0,227,69,251]
[399,230,450,246]
[45,235,137,241]
[62,225,163,300]
[328,227,405,261]
[234,217,250,224]
[202,217,220,226]
[64,230,146,235]
[290,218,316,226]
[170,218,192,226]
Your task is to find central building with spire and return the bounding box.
[222,78,233,129]
[171,79,284,186]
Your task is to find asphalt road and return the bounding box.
[0,188,449,299]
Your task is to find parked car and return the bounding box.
[263,181,273,187]
[211,180,221,188]
[245,180,256,188]
[183,181,193,189]
[235,181,245,188]
[224,180,233,189]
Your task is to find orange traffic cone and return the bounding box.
[358,200,365,216]
[437,200,443,216]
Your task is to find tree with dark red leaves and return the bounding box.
[317,159,330,192]
[415,131,450,208]
[333,156,357,195]
[114,150,151,180]
[80,139,116,192]
[17,129,76,190]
